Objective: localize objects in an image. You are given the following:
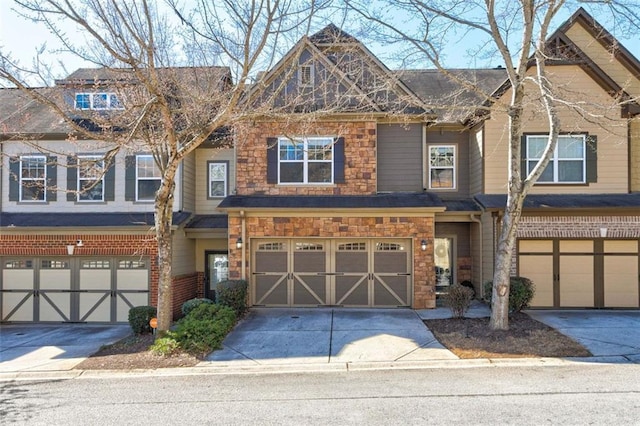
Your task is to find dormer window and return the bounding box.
[298,65,314,88]
[75,92,123,110]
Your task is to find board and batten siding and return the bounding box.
[565,23,640,99]
[376,123,423,192]
[426,129,470,199]
[2,140,183,213]
[195,148,235,214]
[483,65,629,195]
[181,152,196,213]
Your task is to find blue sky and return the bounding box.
[2,2,639,85]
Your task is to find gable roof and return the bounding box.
[0,87,71,136]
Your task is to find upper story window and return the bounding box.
[208,161,228,198]
[77,156,104,202]
[298,65,314,88]
[428,145,456,189]
[20,155,47,202]
[136,155,161,201]
[75,92,123,110]
[526,135,586,183]
[278,137,333,184]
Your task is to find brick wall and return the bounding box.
[235,121,378,195]
[227,214,437,309]
[171,273,200,319]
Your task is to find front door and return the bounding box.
[205,251,229,301]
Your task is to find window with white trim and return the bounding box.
[278,137,333,184]
[298,65,314,88]
[77,156,104,202]
[526,135,586,183]
[136,155,161,201]
[75,92,123,110]
[20,155,46,201]
[428,145,456,189]
[208,161,227,198]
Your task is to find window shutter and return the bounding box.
[334,137,345,184]
[125,155,136,201]
[105,158,116,201]
[266,137,278,184]
[520,135,527,180]
[67,156,77,201]
[586,135,597,183]
[46,156,57,202]
[8,157,20,201]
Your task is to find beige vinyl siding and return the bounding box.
[195,239,229,272]
[195,148,234,214]
[181,152,196,212]
[426,129,470,198]
[376,123,423,192]
[631,117,640,192]
[468,126,483,195]
[565,23,640,98]
[483,65,629,194]
[2,140,182,213]
[171,230,196,276]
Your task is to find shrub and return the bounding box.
[459,280,476,299]
[444,284,475,318]
[150,336,181,356]
[181,298,214,317]
[216,279,248,317]
[483,276,535,313]
[171,304,237,354]
[128,305,157,334]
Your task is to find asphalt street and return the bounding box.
[3,363,639,425]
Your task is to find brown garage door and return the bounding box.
[518,239,640,308]
[252,239,412,307]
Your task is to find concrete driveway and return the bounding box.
[0,323,130,372]
[526,310,640,363]
[204,308,458,366]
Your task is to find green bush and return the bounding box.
[171,304,237,354]
[216,279,248,317]
[483,276,535,313]
[444,284,475,318]
[181,298,214,317]
[150,336,181,356]
[128,305,157,334]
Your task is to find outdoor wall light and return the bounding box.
[66,245,75,255]
[76,239,84,247]
[236,237,243,249]
[420,239,428,251]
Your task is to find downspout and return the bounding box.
[469,213,483,299]
[240,210,246,281]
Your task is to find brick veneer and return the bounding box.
[235,121,378,195]
[227,214,437,309]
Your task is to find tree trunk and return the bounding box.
[154,168,177,332]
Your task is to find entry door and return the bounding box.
[205,252,229,301]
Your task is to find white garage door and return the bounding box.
[252,239,412,307]
[518,239,640,308]
[1,257,150,323]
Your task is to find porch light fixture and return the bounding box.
[66,245,75,255]
[76,239,84,247]
[420,239,428,251]
[600,228,608,238]
[236,237,243,249]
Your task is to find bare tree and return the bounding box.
[0,0,329,331]
[345,0,639,329]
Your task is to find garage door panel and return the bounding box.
[374,252,408,274]
[520,255,554,307]
[80,270,111,290]
[335,252,367,273]
[255,252,287,273]
[39,292,71,321]
[335,276,368,305]
[79,292,111,322]
[294,252,326,272]
[3,269,34,290]
[255,275,288,305]
[2,292,33,321]
[560,255,594,307]
[604,257,639,308]
[116,292,149,322]
[116,270,148,291]
[374,276,409,306]
[39,269,71,290]
[293,275,327,305]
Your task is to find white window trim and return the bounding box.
[77,155,105,202]
[75,92,124,110]
[428,145,457,190]
[298,65,314,88]
[19,155,47,202]
[208,161,228,198]
[135,155,161,202]
[278,136,334,185]
[526,134,586,184]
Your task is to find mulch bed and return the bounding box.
[424,312,592,359]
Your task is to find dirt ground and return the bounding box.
[75,312,591,370]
